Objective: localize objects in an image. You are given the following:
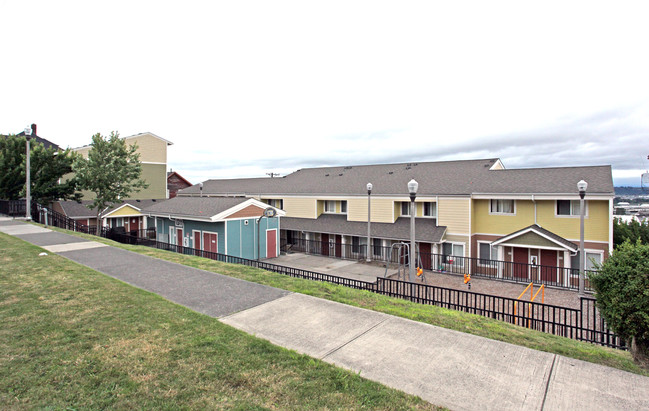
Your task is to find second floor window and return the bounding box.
[557,200,582,216]
[324,200,336,213]
[490,199,515,214]
[423,202,437,218]
[401,202,411,216]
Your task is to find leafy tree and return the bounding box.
[613,217,649,247]
[0,135,26,200]
[589,240,649,369]
[0,135,80,205]
[73,132,148,230]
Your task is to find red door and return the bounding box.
[513,247,528,280]
[335,235,342,257]
[194,231,201,255]
[130,217,139,235]
[321,234,329,256]
[203,232,217,254]
[266,229,277,258]
[419,243,432,270]
[540,249,557,283]
[176,228,183,253]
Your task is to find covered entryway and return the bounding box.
[491,224,578,285]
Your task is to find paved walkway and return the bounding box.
[2,218,649,411]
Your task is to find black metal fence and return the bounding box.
[22,204,624,350]
[281,238,596,291]
[0,199,27,217]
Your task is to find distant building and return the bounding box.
[72,132,173,200]
[2,123,60,150]
[167,170,192,198]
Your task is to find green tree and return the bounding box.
[589,240,649,369]
[73,132,148,229]
[613,217,649,247]
[0,135,26,200]
[0,135,80,205]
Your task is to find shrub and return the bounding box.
[589,240,649,369]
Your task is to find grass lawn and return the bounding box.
[46,226,649,377]
[0,232,440,410]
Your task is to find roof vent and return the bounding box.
[344,166,352,170]
[388,171,394,175]
[325,173,330,177]
[405,166,411,170]
[338,173,343,176]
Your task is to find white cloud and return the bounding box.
[2,1,648,186]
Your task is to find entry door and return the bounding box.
[321,234,329,256]
[194,231,201,256]
[419,243,432,270]
[266,229,277,259]
[540,249,558,283]
[513,248,528,280]
[177,228,183,253]
[203,232,218,254]
[130,217,139,234]
[335,235,342,257]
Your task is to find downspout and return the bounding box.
[532,194,538,226]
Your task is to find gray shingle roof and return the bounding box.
[180,159,614,197]
[142,196,249,219]
[281,214,447,243]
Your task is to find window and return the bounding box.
[401,202,410,216]
[478,242,497,265]
[442,242,465,266]
[490,199,515,214]
[341,201,347,214]
[423,202,437,218]
[571,251,603,271]
[557,200,582,216]
[324,200,336,213]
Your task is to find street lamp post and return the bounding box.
[366,183,372,262]
[408,179,418,282]
[24,127,32,220]
[578,180,588,295]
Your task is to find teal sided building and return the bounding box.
[143,197,284,260]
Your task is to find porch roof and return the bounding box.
[281,214,447,243]
[491,224,578,252]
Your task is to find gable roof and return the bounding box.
[142,196,285,222]
[179,159,614,198]
[491,224,578,252]
[167,171,192,186]
[55,200,99,218]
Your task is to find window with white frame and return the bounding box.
[557,200,583,216]
[490,199,515,214]
[324,200,336,213]
[442,242,465,266]
[341,201,347,214]
[571,250,603,271]
[401,202,410,216]
[478,242,497,265]
[423,202,437,218]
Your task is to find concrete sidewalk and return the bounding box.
[2,218,649,411]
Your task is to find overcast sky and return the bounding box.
[3,1,648,186]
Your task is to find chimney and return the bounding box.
[31,124,37,136]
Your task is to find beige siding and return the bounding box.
[284,198,318,219]
[438,197,471,235]
[125,134,167,164]
[346,198,397,223]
